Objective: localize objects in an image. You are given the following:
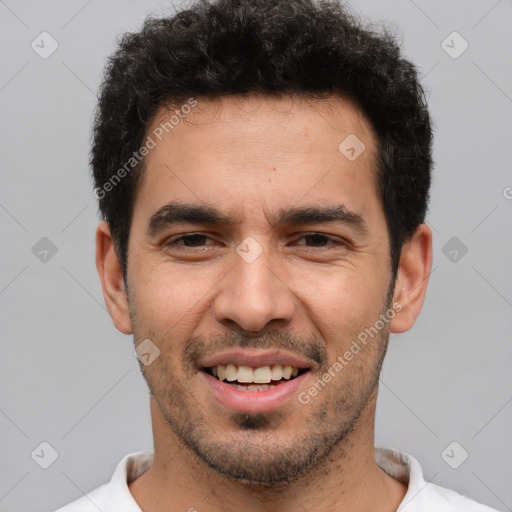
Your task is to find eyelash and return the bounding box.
[164,233,346,250]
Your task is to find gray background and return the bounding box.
[1,0,511,511]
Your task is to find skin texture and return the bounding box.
[96,94,432,512]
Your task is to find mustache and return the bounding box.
[183,328,328,370]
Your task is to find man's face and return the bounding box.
[126,95,394,485]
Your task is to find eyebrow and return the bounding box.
[146,201,368,237]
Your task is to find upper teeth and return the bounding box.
[212,364,299,383]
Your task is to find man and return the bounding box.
[56,0,500,510]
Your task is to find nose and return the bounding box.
[212,244,296,332]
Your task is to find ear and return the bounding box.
[389,224,432,333]
[95,221,133,334]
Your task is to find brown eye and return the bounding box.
[294,233,345,249]
[303,234,330,246]
[178,234,209,246]
[165,233,212,248]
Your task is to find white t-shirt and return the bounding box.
[55,446,501,511]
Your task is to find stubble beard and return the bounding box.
[127,277,394,487]
[132,328,390,487]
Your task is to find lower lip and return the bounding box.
[200,371,309,413]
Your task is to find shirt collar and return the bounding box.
[103,449,153,511]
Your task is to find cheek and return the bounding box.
[297,269,385,344]
[132,261,216,337]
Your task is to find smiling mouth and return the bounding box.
[203,364,310,391]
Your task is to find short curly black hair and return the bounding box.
[91,0,433,283]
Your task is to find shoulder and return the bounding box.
[53,450,153,512]
[375,446,502,512]
[414,481,502,512]
[54,483,108,512]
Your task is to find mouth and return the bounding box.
[203,364,310,391]
[198,350,314,413]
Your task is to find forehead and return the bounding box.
[133,94,381,227]
[149,93,376,158]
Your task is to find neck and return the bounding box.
[129,388,407,512]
